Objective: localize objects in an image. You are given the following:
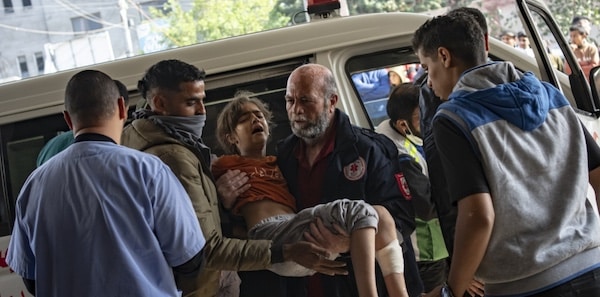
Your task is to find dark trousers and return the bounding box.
[403,236,425,297]
[531,267,600,297]
[418,258,449,292]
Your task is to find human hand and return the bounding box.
[215,169,250,209]
[466,278,485,297]
[283,241,348,276]
[303,217,350,254]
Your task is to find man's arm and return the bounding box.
[431,117,494,296]
[282,241,348,276]
[151,164,206,274]
[160,150,347,275]
[173,249,205,277]
[7,185,37,296]
[447,193,494,295]
[159,151,272,271]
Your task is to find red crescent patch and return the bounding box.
[343,157,366,181]
[395,173,412,200]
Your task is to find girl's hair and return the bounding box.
[216,91,274,154]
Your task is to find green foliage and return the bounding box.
[149,0,197,48]
[547,0,599,35]
[347,0,444,14]
[151,0,599,48]
[270,0,304,25]
[150,0,289,47]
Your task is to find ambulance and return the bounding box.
[0,0,597,294]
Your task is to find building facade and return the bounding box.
[0,0,166,83]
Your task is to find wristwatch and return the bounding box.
[441,282,455,297]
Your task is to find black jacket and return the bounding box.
[277,109,415,237]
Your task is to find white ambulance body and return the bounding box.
[0,0,598,293]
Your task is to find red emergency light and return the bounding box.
[307,0,341,16]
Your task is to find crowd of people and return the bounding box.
[499,15,599,78]
[5,6,600,297]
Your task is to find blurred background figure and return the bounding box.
[544,39,564,72]
[517,31,534,57]
[571,16,595,46]
[352,68,391,102]
[388,66,408,88]
[499,30,517,47]
[569,25,599,80]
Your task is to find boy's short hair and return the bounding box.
[446,7,488,34]
[138,59,206,100]
[569,25,588,36]
[500,30,515,38]
[386,83,420,123]
[412,13,486,65]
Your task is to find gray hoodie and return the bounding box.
[436,62,600,296]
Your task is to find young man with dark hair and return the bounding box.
[415,7,488,258]
[413,12,600,297]
[569,24,599,80]
[516,31,535,57]
[122,59,343,297]
[8,70,206,296]
[416,7,489,259]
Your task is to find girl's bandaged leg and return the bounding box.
[375,239,404,276]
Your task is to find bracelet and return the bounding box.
[441,282,455,297]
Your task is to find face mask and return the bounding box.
[153,114,206,138]
[406,134,423,147]
[405,126,423,147]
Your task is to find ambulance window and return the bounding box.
[346,48,421,127]
[527,11,574,102]
[524,5,597,114]
[0,113,69,236]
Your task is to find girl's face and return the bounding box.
[230,102,270,156]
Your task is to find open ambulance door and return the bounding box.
[516,0,600,129]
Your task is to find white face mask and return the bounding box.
[406,133,423,147]
[405,126,423,147]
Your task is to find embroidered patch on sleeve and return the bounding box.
[395,173,412,200]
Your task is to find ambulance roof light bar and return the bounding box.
[307,0,341,19]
